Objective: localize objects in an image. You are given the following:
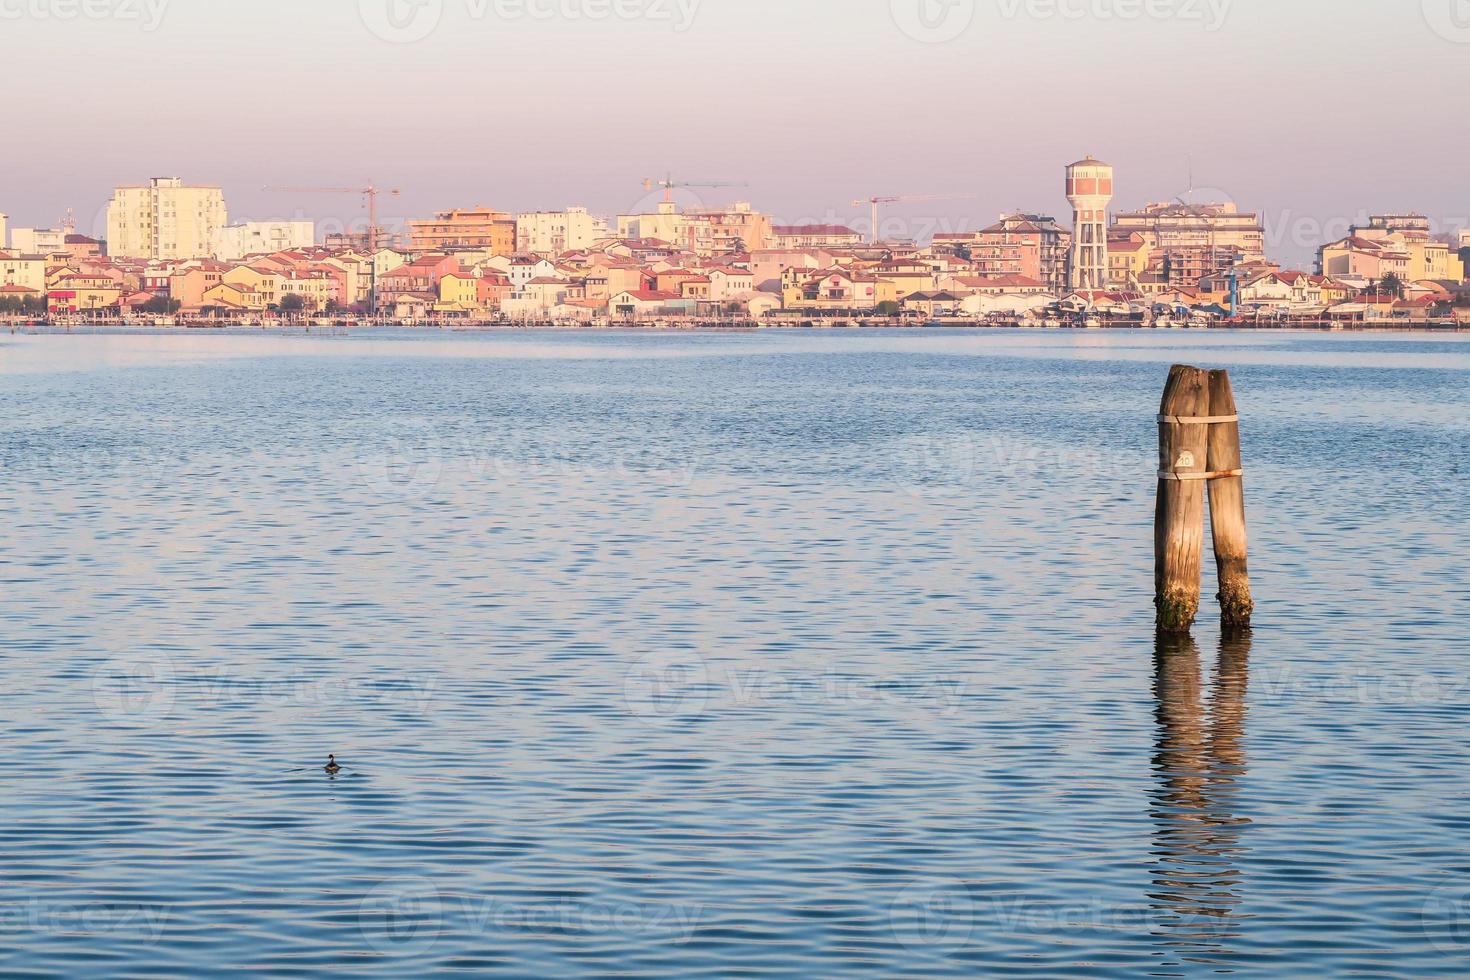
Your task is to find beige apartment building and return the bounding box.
[1350,215,1463,282]
[684,202,772,255]
[1111,201,1266,256]
[971,213,1072,292]
[408,208,516,255]
[107,177,228,260]
[516,207,609,254]
[1110,201,1265,287]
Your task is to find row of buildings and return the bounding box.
[2,164,1467,322]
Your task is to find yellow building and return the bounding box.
[1107,233,1150,287]
[437,271,482,312]
[107,177,228,260]
[48,273,123,312]
[276,272,335,312]
[0,251,47,293]
[1409,239,1455,281]
[874,270,937,304]
[201,282,267,311]
[408,209,516,255]
[1319,278,1356,305]
[222,265,282,307]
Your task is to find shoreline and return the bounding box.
[5,319,1469,336]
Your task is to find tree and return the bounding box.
[1380,273,1404,299]
[139,296,181,315]
[279,294,306,313]
[876,300,902,317]
[0,294,45,316]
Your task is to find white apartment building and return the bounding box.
[616,202,688,246]
[516,207,609,254]
[9,227,68,255]
[214,221,316,261]
[107,177,228,260]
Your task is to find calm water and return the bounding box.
[1,328,1468,977]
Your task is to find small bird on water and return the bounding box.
[325,755,342,775]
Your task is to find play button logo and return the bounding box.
[1422,0,1470,42]
[359,0,444,44]
[891,0,976,43]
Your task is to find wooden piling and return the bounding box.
[1155,365,1211,633]
[1205,370,1253,630]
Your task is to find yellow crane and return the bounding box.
[262,183,402,251]
[643,175,749,205]
[852,193,974,245]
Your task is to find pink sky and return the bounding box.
[4,0,1468,265]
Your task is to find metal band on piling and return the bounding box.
[1154,366,1254,633]
[1158,469,1245,482]
[1158,414,1240,425]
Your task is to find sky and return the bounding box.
[3,0,1468,265]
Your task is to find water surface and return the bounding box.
[2,329,1467,977]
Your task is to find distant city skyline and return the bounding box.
[5,0,1469,265]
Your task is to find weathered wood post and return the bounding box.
[1155,365,1253,633]
[1155,365,1212,632]
[1206,370,1253,630]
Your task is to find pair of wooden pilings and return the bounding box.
[1155,365,1253,634]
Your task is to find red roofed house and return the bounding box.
[609,289,685,320]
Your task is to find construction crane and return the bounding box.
[642,174,749,204]
[262,183,401,251]
[852,193,975,245]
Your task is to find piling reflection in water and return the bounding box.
[1149,630,1253,969]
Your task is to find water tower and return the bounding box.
[1065,156,1114,291]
